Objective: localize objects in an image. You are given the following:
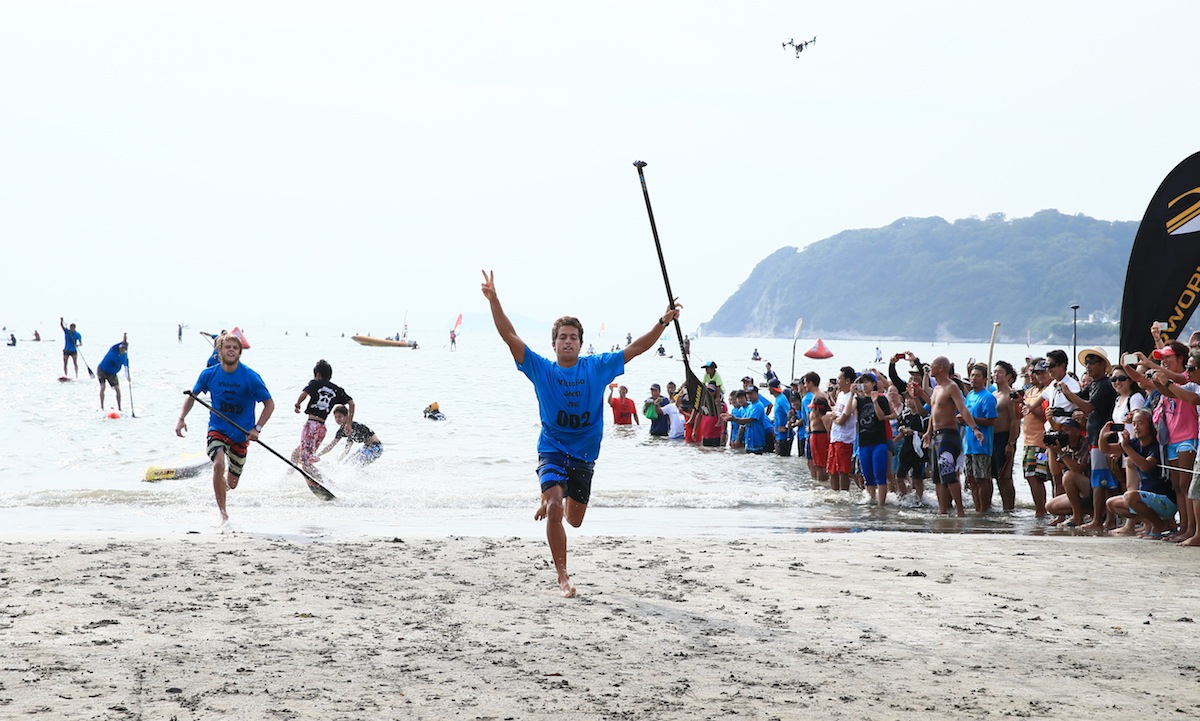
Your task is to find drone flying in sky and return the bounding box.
[782,36,817,57]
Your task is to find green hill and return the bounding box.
[700,210,1135,343]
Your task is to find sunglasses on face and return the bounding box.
[1111,376,1129,382]
[1084,357,1104,365]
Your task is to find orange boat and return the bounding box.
[352,335,418,348]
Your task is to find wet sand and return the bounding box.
[2,532,1199,720]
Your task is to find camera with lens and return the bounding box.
[1009,390,1024,400]
[1043,430,1069,446]
[1049,407,1073,418]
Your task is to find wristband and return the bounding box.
[658,317,669,327]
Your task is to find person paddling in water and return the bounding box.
[481,269,680,597]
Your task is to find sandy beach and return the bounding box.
[2,532,1199,720]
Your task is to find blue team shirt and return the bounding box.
[795,391,813,440]
[964,388,997,455]
[192,363,272,443]
[772,393,793,441]
[63,328,81,352]
[742,401,767,451]
[517,345,624,462]
[97,343,128,376]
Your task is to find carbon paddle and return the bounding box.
[125,365,136,418]
[77,350,96,379]
[633,160,711,413]
[183,391,335,501]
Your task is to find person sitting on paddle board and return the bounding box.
[60,317,82,378]
[96,334,129,411]
[290,359,354,473]
[319,404,383,465]
[481,269,681,598]
[176,332,274,523]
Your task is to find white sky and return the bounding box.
[3,1,1197,337]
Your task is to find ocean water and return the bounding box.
[0,323,1115,539]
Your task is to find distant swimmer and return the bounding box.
[60,317,82,378]
[423,402,446,421]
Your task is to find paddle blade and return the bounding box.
[792,317,804,341]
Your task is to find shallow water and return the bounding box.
[0,324,1112,539]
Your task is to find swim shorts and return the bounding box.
[964,454,991,480]
[1022,445,1048,481]
[931,428,961,485]
[1088,447,1119,490]
[1133,491,1178,520]
[97,370,120,388]
[354,442,383,465]
[1165,438,1198,461]
[991,432,1011,479]
[206,430,249,479]
[827,441,853,475]
[537,452,595,505]
[809,431,829,468]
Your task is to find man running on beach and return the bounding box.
[176,333,274,523]
[481,269,679,597]
[923,356,986,516]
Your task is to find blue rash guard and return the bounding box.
[192,363,272,443]
[517,345,624,462]
[63,328,81,352]
[97,343,128,376]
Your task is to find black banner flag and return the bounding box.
[1120,151,1200,355]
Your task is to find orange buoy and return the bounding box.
[804,338,833,359]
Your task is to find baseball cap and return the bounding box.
[1032,359,1049,372]
[741,376,754,383]
[768,378,782,389]
[650,383,661,391]
[1152,346,1178,360]
[701,361,717,369]
[1059,417,1082,429]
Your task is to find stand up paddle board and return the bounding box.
[144,457,213,482]
[58,376,73,382]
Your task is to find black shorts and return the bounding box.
[931,428,962,485]
[97,370,120,387]
[537,453,595,505]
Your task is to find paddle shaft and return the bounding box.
[77,349,95,379]
[184,391,320,485]
[126,365,136,418]
[987,322,1001,370]
[633,161,709,409]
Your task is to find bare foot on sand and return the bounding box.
[534,500,547,521]
[1081,521,1105,531]
[1179,536,1200,547]
[558,572,576,598]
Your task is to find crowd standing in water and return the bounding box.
[616,324,1200,549]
